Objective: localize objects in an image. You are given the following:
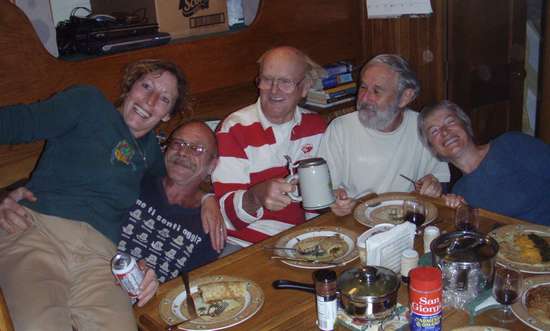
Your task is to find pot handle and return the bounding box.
[272,280,315,294]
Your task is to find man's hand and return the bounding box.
[201,195,226,253]
[443,193,466,208]
[330,188,357,216]
[136,260,159,307]
[415,174,442,198]
[0,187,36,234]
[244,178,295,214]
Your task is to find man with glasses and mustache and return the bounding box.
[212,46,353,255]
[318,54,450,203]
[117,121,221,283]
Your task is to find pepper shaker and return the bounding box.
[314,269,337,331]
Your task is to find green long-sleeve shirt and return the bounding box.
[0,85,164,243]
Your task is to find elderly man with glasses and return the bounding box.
[212,46,353,255]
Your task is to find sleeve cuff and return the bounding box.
[234,190,264,222]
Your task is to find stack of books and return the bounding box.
[306,60,356,108]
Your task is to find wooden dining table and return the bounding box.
[135,194,539,331]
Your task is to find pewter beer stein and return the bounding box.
[286,157,335,210]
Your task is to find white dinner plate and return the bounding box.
[511,275,550,331]
[273,226,359,269]
[353,192,438,228]
[159,275,264,330]
[490,224,550,274]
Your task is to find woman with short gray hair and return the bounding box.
[418,100,550,226]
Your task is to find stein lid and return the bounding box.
[297,157,326,168]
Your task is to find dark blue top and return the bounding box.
[117,174,219,283]
[452,132,550,225]
[0,85,164,243]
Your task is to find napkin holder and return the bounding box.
[365,222,416,273]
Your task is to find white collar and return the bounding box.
[256,98,302,130]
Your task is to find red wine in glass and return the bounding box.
[456,222,476,231]
[490,264,522,323]
[404,212,426,227]
[494,289,518,305]
[455,205,479,231]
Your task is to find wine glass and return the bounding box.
[490,263,522,323]
[402,200,426,234]
[455,204,479,232]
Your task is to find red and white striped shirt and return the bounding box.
[212,99,327,246]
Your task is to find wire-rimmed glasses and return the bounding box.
[166,139,206,156]
[256,75,305,94]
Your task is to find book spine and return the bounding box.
[326,87,357,99]
[309,92,356,105]
[323,82,356,94]
[308,82,356,98]
[321,72,354,89]
[308,86,357,101]
[306,96,355,109]
[324,61,353,76]
[325,93,356,104]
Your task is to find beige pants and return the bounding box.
[0,208,137,331]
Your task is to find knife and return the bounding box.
[182,272,198,320]
[164,273,200,331]
[270,255,337,265]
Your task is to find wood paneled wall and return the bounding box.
[362,0,447,109]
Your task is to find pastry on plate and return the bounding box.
[198,281,248,303]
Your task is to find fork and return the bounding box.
[263,245,326,256]
[166,301,229,330]
[206,300,229,317]
[400,174,417,185]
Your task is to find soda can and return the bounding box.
[111,252,144,298]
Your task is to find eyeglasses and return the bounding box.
[256,75,305,94]
[166,139,207,156]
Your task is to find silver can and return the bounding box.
[111,252,144,298]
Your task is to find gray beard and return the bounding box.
[357,103,401,131]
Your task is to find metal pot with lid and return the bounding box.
[272,265,400,321]
[430,230,499,308]
[337,265,400,320]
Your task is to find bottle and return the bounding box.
[314,269,337,331]
[423,226,440,254]
[409,267,442,331]
[400,249,419,283]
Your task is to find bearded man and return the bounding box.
[318,54,450,201]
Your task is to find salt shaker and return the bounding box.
[400,249,419,283]
[423,226,440,254]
